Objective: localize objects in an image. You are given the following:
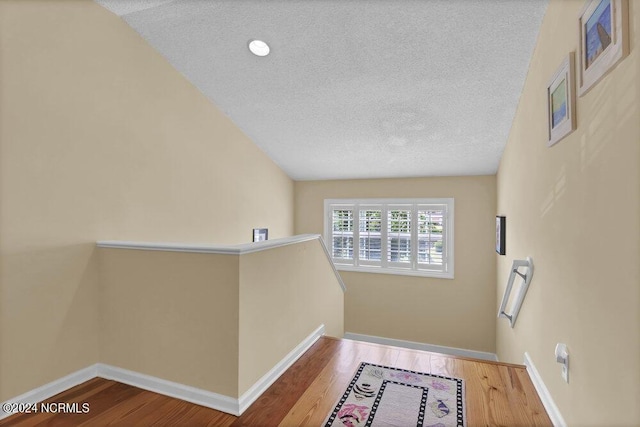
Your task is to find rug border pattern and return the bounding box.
[364,379,429,427]
[323,362,465,427]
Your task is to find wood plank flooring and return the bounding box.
[0,337,552,426]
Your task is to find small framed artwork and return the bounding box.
[547,53,576,147]
[496,216,506,255]
[252,228,268,242]
[577,0,629,96]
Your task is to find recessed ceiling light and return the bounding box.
[248,39,270,57]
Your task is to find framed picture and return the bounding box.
[496,216,506,256]
[252,228,268,242]
[577,0,629,96]
[547,53,576,147]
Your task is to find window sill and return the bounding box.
[335,264,454,280]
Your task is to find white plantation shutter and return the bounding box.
[325,198,454,279]
[417,205,447,272]
[331,207,354,264]
[358,207,383,267]
[387,206,412,268]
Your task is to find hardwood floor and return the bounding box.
[0,337,552,426]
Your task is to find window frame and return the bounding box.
[324,198,454,279]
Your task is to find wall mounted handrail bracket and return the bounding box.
[513,269,528,280]
[498,257,534,327]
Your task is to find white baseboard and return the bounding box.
[96,363,241,415]
[1,324,325,420]
[523,352,567,427]
[1,365,98,420]
[344,332,498,362]
[238,324,325,413]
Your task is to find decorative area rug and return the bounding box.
[324,362,465,427]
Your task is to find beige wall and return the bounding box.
[99,249,240,397]
[496,1,640,425]
[98,238,344,399]
[238,239,344,395]
[295,176,497,353]
[0,0,293,400]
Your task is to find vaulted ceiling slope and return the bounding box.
[96,0,548,180]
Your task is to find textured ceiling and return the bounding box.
[96,0,548,180]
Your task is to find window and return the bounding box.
[324,198,454,279]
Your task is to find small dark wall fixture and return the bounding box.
[496,216,506,255]
[253,228,268,242]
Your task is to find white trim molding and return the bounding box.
[344,332,498,362]
[1,325,326,420]
[238,324,325,413]
[97,234,345,292]
[97,233,320,255]
[335,264,453,279]
[97,364,240,415]
[524,352,567,427]
[1,365,98,420]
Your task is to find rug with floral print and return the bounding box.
[323,362,465,427]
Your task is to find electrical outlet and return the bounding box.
[561,361,569,383]
[555,343,569,383]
